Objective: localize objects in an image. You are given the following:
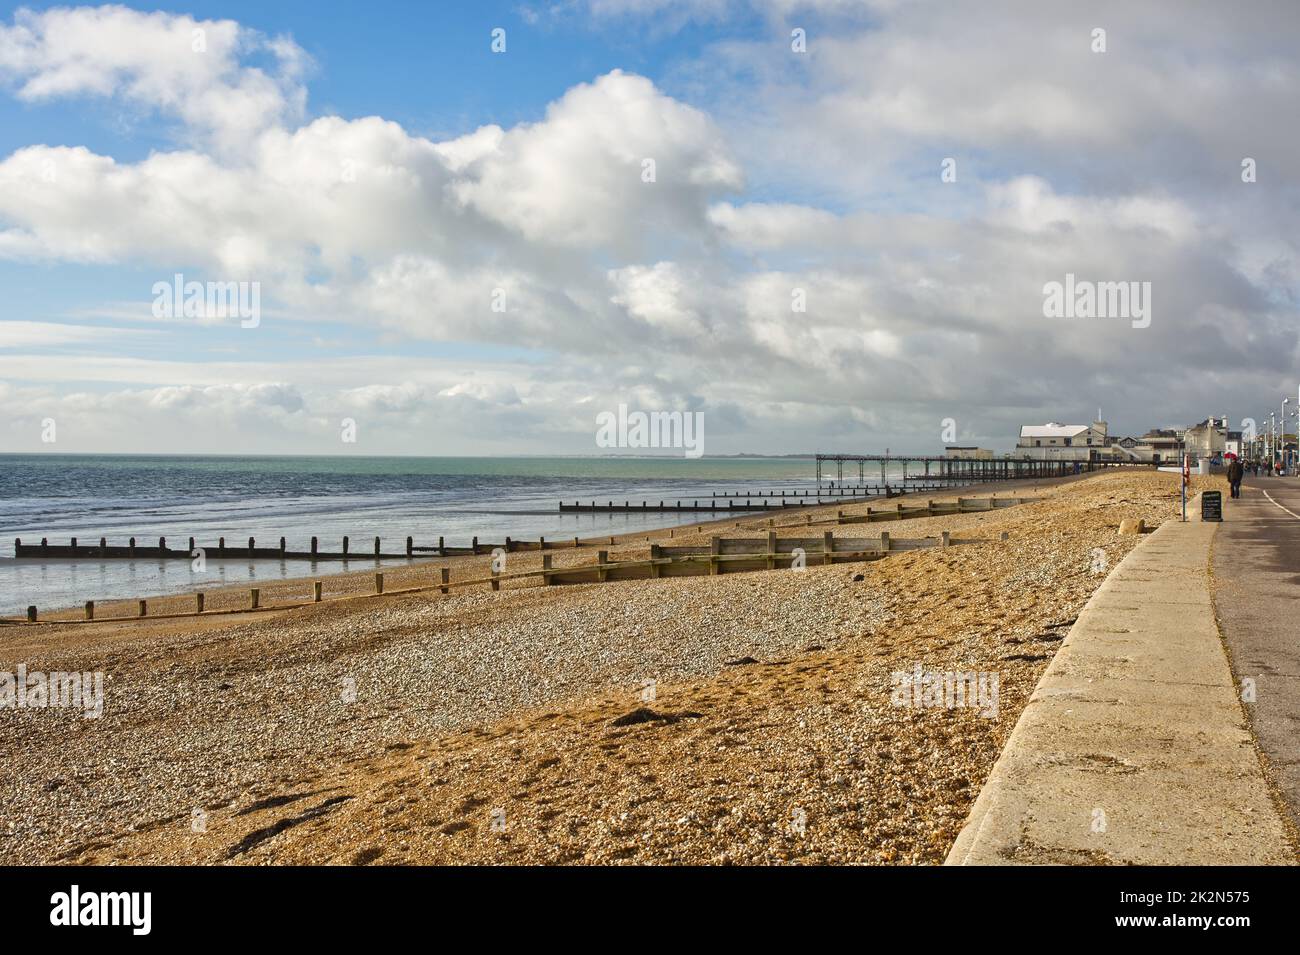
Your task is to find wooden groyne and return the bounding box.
[560,493,904,514]
[705,483,954,499]
[836,496,1033,523]
[12,534,580,562]
[9,529,982,625]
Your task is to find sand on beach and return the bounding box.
[0,470,1224,865]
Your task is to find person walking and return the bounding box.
[1228,456,1244,499]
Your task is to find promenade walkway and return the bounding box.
[947,503,1295,865]
[1213,477,1300,840]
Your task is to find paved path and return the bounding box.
[1212,477,1300,836]
[947,505,1295,865]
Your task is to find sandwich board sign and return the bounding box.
[1201,491,1223,522]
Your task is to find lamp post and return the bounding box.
[1270,413,1277,472]
[1284,398,1291,475]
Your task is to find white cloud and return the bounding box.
[446,70,742,248]
[1,2,1298,454]
[0,5,308,144]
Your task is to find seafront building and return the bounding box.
[1014,421,1109,461]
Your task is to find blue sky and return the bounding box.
[1,1,1297,455]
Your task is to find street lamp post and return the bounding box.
[1284,398,1291,475]
[1270,413,1277,472]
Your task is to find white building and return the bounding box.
[1015,421,1109,460]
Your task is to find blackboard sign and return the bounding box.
[1201,491,1223,522]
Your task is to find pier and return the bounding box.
[814,453,1133,484]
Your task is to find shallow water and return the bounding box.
[0,453,915,614]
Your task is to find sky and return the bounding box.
[0,0,1297,456]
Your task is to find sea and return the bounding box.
[0,453,915,616]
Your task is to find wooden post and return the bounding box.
[649,544,662,578]
[472,536,479,555]
[539,536,545,549]
[406,536,413,557]
[1000,531,1009,541]
[280,537,287,558]
[709,537,721,575]
[490,566,500,591]
[70,536,77,552]
[188,537,194,553]
[129,537,136,557]
[823,531,834,565]
[196,593,205,613]
[342,535,349,557]
[439,536,445,556]
[927,499,934,515]
[440,568,450,594]
[374,536,381,557]
[505,536,513,552]
[542,554,554,585]
[767,531,777,570]
[26,605,36,623]
[311,536,318,559]
[250,588,259,609]
[100,537,107,556]
[941,531,951,548]
[84,600,94,620]
[138,599,147,617]
[880,531,890,553]
[313,581,322,602]
[573,536,579,548]
[374,573,384,594]
[248,537,255,558]
[218,536,224,557]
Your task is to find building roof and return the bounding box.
[1020,423,1091,439]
